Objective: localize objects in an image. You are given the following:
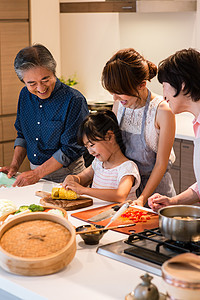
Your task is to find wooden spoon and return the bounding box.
[168,253,200,269]
[76,223,136,235]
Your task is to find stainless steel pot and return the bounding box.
[158,205,200,242]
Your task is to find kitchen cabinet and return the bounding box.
[60,0,197,13]
[2,141,29,172]
[180,140,196,192]
[0,115,29,172]
[169,138,196,194]
[0,0,29,19]
[60,1,136,13]
[0,0,30,171]
[0,22,29,114]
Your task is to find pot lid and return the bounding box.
[162,253,200,286]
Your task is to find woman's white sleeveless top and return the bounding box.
[117,95,175,163]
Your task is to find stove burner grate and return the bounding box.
[124,227,200,265]
[124,245,169,266]
[164,239,200,254]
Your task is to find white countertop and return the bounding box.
[0,181,166,300]
[175,112,194,141]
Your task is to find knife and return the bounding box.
[76,223,136,235]
[88,200,132,222]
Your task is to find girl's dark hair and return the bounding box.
[14,44,57,82]
[101,48,157,97]
[158,48,200,101]
[78,110,125,154]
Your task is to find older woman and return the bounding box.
[0,44,89,186]
[102,48,176,207]
[148,48,200,211]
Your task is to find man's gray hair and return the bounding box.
[14,44,57,82]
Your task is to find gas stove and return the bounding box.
[97,228,200,276]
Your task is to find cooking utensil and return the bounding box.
[88,200,132,222]
[104,202,130,228]
[76,223,136,235]
[0,212,76,276]
[71,205,159,235]
[158,205,200,242]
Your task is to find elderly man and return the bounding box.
[0,44,88,186]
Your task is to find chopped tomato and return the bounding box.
[120,208,151,222]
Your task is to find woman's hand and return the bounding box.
[65,181,86,195]
[148,193,174,211]
[132,197,145,207]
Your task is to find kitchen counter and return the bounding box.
[175,112,194,141]
[0,181,166,300]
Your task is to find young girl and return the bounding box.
[62,110,140,202]
[101,48,176,207]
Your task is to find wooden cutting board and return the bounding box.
[71,204,159,235]
[36,191,93,211]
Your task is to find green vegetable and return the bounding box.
[19,205,29,212]
[29,204,44,212]
[14,205,29,214]
[14,204,45,214]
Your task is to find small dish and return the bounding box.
[76,224,107,245]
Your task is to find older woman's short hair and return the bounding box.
[158,48,200,102]
[14,44,57,82]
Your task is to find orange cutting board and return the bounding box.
[71,204,159,235]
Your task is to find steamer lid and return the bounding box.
[162,254,200,288]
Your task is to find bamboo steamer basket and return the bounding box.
[0,212,76,276]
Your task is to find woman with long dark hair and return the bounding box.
[102,48,176,206]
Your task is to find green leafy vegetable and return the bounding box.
[15,205,29,214]
[29,204,45,212]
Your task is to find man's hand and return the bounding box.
[0,165,18,178]
[12,170,40,187]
